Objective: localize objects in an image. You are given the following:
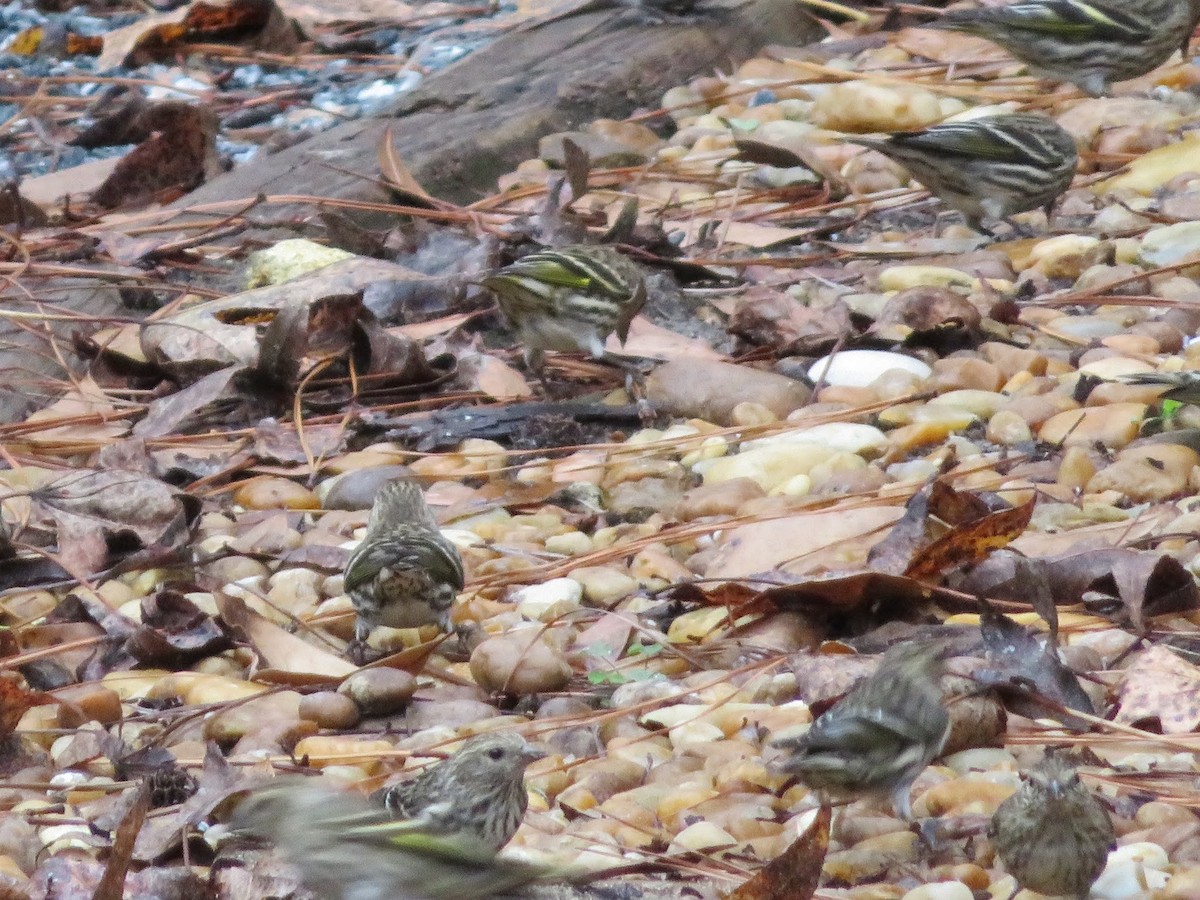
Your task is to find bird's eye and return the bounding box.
[488,748,505,760]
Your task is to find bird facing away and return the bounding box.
[772,641,950,820]
[480,244,648,375]
[847,112,1079,232]
[377,732,546,852]
[990,752,1116,899]
[344,481,465,658]
[930,0,1200,98]
[230,777,546,900]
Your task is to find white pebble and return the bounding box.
[808,349,931,387]
[1091,842,1170,899]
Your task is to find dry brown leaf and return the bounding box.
[21,376,130,446]
[729,802,829,900]
[1116,645,1200,733]
[216,594,355,679]
[904,497,1035,582]
[610,316,725,361]
[464,354,534,400]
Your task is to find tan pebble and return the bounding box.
[676,478,764,520]
[266,568,323,615]
[929,863,990,891]
[151,672,264,705]
[657,783,721,828]
[666,606,727,642]
[1038,403,1146,448]
[569,566,637,605]
[979,343,1047,379]
[813,82,943,132]
[1056,445,1098,491]
[339,668,416,716]
[55,685,122,728]
[1136,800,1199,828]
[731,401,778,426]
[202,555,271,584]
[1,590,57,623]
[321,449,405,474]
[931,358,1003,393]
[1161,868,1200,899]
[736,58,802,81]
[919,776,1013,817]
[1131,321,1183,353]
[824,831,921,884]
[668,820,737,853]
[203,691,302,744]
[646,359,810,426]
[1001,393,1078,428]
[816,385,878,405]
[629,547,692,584]
[888,420,963,453]
[298,691,361,730]
[1077,355,1154,379]
[101,670,171,701]
[558,785,599,812]
[233,477,319,510]
[1027,234,1104,279]
[292,735,395,773]
[469,630,572,694]
[1101,334,1159,355]
[589,119,663,154]
[1085,381,1166,406]
[986,410,1033,446]
[1087,444,1200,501]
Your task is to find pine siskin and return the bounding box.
[848,113,1079,232]
[377,732,545,852]
[230,778,546,900]
[480,244,648,376]
[930,0,1200,98]
[344,480,465,658]
[990,753,1115,898]
[771,642,950,820]
[1120,370,1200,405]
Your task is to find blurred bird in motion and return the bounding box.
[990,752,1115,899]
[231,778,548,900]
[377,732,545,852]
[344,480,464,662]
[771,641,950,820]
[1120,370,1200,405]
[929,0,1200,98]
[847,112,1079,233]
[481,244,649,389]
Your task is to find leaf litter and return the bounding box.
[9,0,1200,898]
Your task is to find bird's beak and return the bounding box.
[521,745,548,762]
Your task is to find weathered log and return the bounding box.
[180,0,824,210]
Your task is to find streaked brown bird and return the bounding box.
[990,752,1115,899]
[230,777,547,900]
[847,112,1079,233]
[344,480,464,659]
[930,0,1200,98]
[481,244,648,378]
[377,732,545,852]
[772,642,950,820]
